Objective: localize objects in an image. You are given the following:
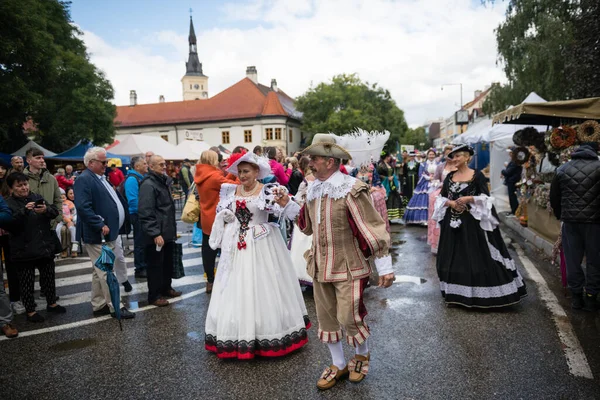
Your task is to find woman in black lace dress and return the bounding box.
[432,145,527,308]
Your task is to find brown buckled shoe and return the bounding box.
[165,289,182,298]
[151,298,170,307]
[1,323,18,338]
[316,365,349,390]
[348,353,370,383]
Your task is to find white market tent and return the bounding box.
[488,92,548,209]
[12,140,56,157]
[176,140,211,159]
[452,118,493,145]
[108,134,197,161]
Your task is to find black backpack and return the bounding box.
[117,174,142,201]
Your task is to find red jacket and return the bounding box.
[56,175,74,191]
[108,168,125,187]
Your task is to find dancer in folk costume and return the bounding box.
[427,150,456,254]
[205,151,310,359]
[402,152,419,200]
[299,132,395,390]
[404,149,439,225]
[432,145,527,308]
[377,151,402,222]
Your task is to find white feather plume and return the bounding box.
[339,128,390,167]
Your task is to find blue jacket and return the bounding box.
[124,170,144,214]
[0,195,12,227]
[74,168,126,244]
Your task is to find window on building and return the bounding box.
[244,130,252,143]
[289,129,293,143]
[275,128,282,140]
[161,135,169,142]
[222,131,230,144]
[265,128,273,140]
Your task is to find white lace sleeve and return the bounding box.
[432,195,449,227]
[216,183,237,213]
[469,195,499,232]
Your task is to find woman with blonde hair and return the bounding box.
[194,150,239,294]
[432,145,527,308]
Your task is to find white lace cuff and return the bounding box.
[432,196,449,227]
[281,200,300,221]
[373,255,394,276]
[469,195,499,232]
[209,209,235,250]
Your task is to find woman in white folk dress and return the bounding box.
[205,151,310,359]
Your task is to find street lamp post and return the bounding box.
[441,83,463,110]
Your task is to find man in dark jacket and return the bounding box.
[550,143,600,311]
[74,147,135,320]
[0,195,18,338]
[139,155,181,307]
[501,148,523,214]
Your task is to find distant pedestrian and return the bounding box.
[253,145,262,156]
[55,167,74,191]
[179,158,194,195]
[501,147,523,215]
[74,147,135,320]
[9,156,24,174]
[124,156,148,278]
[550,142,600,312]
[5,172,66,323]
[0,195,18,338]
[138,155,181,307]
[108,164,125,188]
[65,165,74,180]
[287,157,303,196]
[145,151,155,165]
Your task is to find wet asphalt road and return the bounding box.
[1,224,599,400]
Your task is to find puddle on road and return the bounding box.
[394,275,427,285]
[187,331,203,342]
[128,301,140,310]
[49,338,98,352]
[380,297,417,310]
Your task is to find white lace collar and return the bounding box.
[306,171,356,202]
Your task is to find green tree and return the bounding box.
[401,127,430,149]
[0,0,116,153]
[484,0,600,115]
[296,74,408,151]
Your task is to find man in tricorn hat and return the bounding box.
[299,133,395,390]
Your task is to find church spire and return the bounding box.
[185,15,204,76]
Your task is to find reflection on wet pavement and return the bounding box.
[187,331,203,342]
[395,275,427,285]
[49,338,97,352]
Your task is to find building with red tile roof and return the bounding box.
[114,17,303,156]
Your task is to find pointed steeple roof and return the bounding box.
[188,16,197,45]
[185,16,205,76]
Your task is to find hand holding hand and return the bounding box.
[378,273,396,288]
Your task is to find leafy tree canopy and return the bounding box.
[0,0,116,153]
[483,0,600,115]
[296,74,409,151]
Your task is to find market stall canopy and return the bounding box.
[46,140,130,164]
[12,140,56,157]
[492,97,600,126]
[108,134,197,161]
[452,118,493,144]
[176,140,211,159]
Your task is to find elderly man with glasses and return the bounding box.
[73,147,135,320]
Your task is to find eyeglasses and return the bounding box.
[92,159,108,165]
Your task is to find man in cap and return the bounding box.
[299,134,395,390]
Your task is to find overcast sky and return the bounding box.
[71,0,508,127]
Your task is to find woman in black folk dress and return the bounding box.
[432,145,527,308]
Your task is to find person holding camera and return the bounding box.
[4,173,66,322]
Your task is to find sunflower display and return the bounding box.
[577,120,600,143]
[549,126,578,150]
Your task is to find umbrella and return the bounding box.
[95,240,123,330]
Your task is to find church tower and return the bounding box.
[181,15,208,100]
